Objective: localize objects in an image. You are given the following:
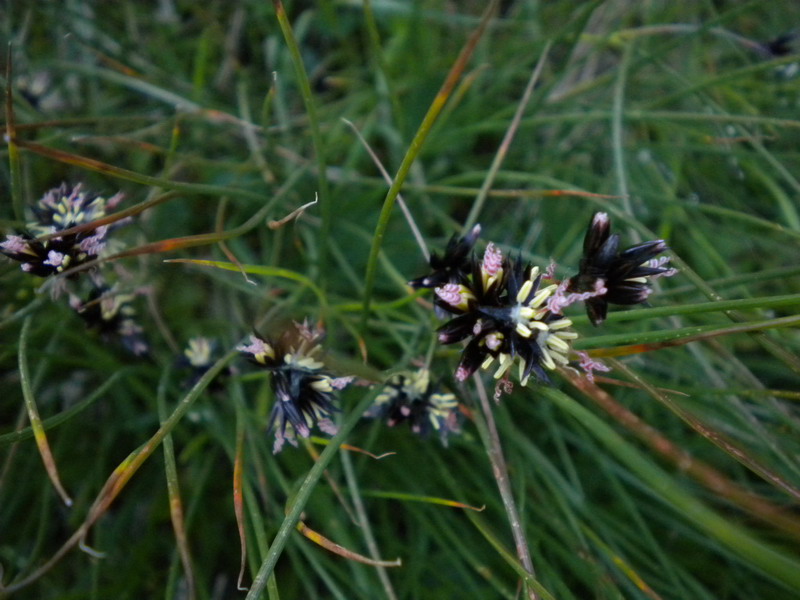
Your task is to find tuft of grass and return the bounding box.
[2,1,800,598]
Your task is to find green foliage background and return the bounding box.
[2,1,800,598]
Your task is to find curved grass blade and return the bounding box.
[14,138,268,203]
[0,371,123,447]
[164,259,327,312]
[157,367,196,600]
[361,0,502,326]
[272,0,331,281]
[610,359,800,506]
[339,449,399,600]
[233,424,249,592]
[18,317,72,507]
[465,511,557,600]
[360,489,484,511]
[565,370,800,541]
[0,298,46,333]
[2,349,236,595]
[463,42,552,231]
[581,525,662,600]
[296,520,401,568]
[576,314,800,354]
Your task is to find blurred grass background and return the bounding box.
[2,1,800,598]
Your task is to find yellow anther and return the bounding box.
[493,354,513,379]
[516,279,533,303]
[530,287,554,308]
[311,379,333,393]
[540,349,556,370]
[516,323,532,338]
[547,335,570,353]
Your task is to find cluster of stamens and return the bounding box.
[1,183,122,280]
[368,369,460,443]
[413,233,579,387]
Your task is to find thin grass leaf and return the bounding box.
[577,314,800,354]
[0,371,123,447]
[271,0,331,282]
[14,139,268,203]
[234,407,249,591]
[541,386,800,592]
[296,520,401,568]
[610,359,800,506]
[463,42,552,231]
[164,259,327,312]
[17,317,72,507]
[565,370,800,541]
[1,349,235,595]
[581,525,663,600]
[570,293,800,326]
[157,368,196,600]
[361,0,502,324]
[360,489,485,511]
[465,511,558,600]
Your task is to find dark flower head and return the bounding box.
[425,241,578,387]
[71,284,149,357]
[408,224,481,289]
[761,31,798,57]
[238,325,352,453]
[567,212,676,326]
[367,369,460,444]
[1,183,122,280]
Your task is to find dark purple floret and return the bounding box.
[408,224,481,289]
[237,325,352,453]
[414,239,578,387]
[366,369,460,444]
[71,285,149,356]
[1,183,122,281]
[567,212,676,325]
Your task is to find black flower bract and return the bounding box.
[408,224,481,289]
[567,212,675,326]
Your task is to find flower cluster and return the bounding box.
[2,183,150,355]
[412,233,578,387]
[565,212,676,326]
[238,324,352,453]
[409,213,674,388]
[70,285,149,357]
[1,183,121,279]
[367,369,460,444]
